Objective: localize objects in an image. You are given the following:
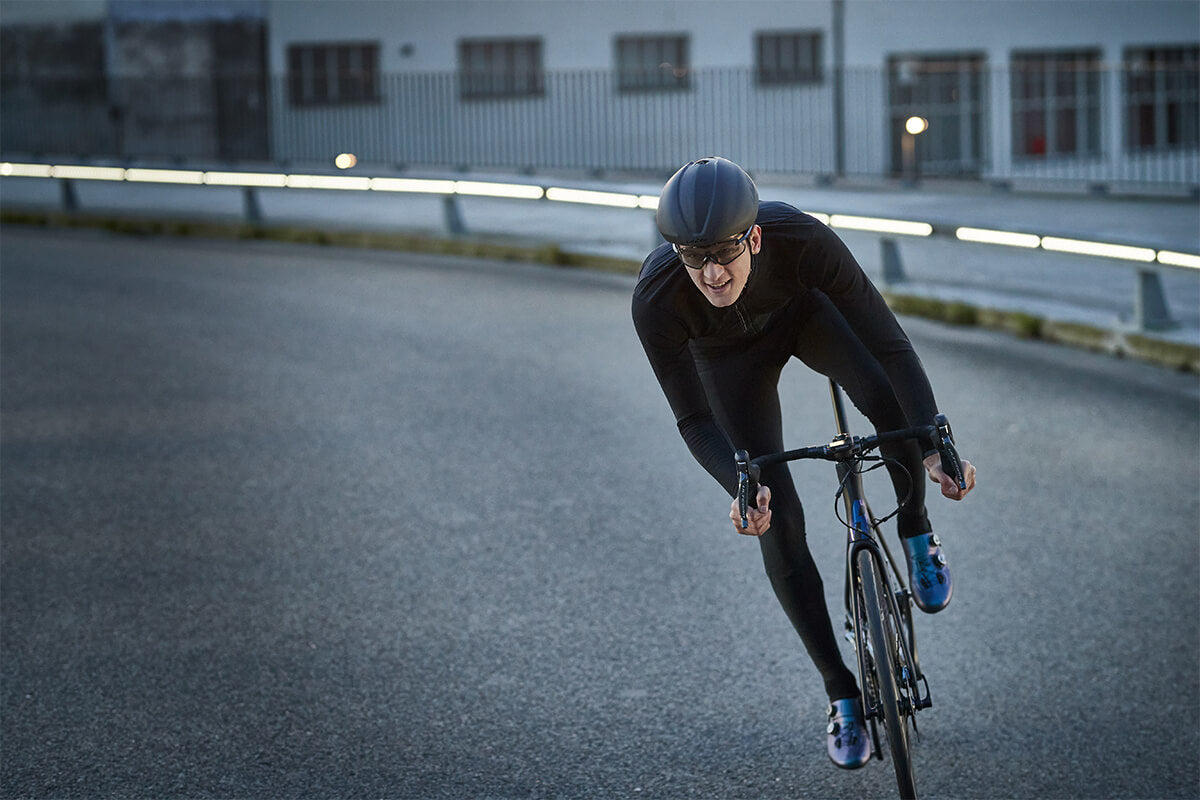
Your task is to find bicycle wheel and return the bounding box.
[858,548,917,799]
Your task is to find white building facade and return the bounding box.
[262,0,1199,188]
[2,0,1197,189]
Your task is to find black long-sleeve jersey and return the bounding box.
[631,201,939,495]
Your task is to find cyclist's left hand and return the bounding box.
[923,453,976,500]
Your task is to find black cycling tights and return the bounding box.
[694,291,930,702]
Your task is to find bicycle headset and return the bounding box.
[656,156,760,247]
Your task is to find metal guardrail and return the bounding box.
[2,160,1197,332]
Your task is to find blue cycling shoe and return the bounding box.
[902,532,952,613]
[826,697,870,769]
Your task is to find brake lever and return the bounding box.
[934,414,966,490]
[734,450,759,530]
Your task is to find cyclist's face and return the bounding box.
[683,225,761,307]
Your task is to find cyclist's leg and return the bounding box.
[694,330,859,702]
[786,292,930,538]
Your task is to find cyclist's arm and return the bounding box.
[801,225,940,433]
[632,295,740,496]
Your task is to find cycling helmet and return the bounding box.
[656,157,759,247]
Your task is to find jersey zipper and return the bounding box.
[734,302,751,333]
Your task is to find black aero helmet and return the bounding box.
[656,157,759,247]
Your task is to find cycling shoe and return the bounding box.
[902,532,952,613]
[826,697,870,769]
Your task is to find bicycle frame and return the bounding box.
[829,381,931,725]
[735,380,963,798]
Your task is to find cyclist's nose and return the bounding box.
[702,259,726,278]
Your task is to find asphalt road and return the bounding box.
[2,226,1197,799]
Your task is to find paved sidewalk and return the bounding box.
[2,165,1197,355]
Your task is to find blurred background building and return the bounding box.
[1,0,1197,192]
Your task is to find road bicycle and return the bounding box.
[735,379,965,800]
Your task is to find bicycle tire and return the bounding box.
[858,548,918,799]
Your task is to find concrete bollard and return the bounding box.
[881,238,907,286]
[1134,268,1177,331]
[243,187,262,224]
[443,194,466,235]
[60,179,79,212]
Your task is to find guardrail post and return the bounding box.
[443,194,466,235]
[881,238,907,286]
[242,187,262,224]
[60,178,79,212]
[1134,268,1177,331]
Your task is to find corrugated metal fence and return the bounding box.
[2,65,1196,189]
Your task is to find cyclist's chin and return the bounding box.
[703,284,743,307]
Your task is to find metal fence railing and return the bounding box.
[2,65,1197,189]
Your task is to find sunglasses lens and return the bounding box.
[677,240,743,268]
[675,227,752,268]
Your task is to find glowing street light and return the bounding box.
[902,116,928,186]
[905,116,929,135]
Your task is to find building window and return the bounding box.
[887,54,987,176]
[458,38,544,100]
[1011,50,1102,158]
[756,31,822,85]
[288,42,379,107]
[615,34,689,92]
[1124,45,1199,152]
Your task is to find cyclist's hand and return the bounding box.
[923,453,976,500]
[730,485,772,536]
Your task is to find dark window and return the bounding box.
[287,42,379,107]
[756,31,822,85]
[887,53,988,176]
[1124,45,1199,151]
[615,34,689,92]
[458,38,544,100]
[1011,50,1102,158]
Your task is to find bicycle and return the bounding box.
[734,379,966,800]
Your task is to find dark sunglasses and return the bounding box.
[673,226,754,269]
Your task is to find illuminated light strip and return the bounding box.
[829,214,933,237]
[125,168,205,184]
[956,226,1041,248]
[50,165,126,181]
[2,162,54,177]
[546,186,640,208]
[1157,250,1200,270]
[1040,236,1156,262]
[285,174,371,190]
[204,171,287,188]
[453,180,544,199]
[6,161,1199,269]
[370,177,455,194]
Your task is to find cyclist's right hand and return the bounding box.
[730,485,772,536]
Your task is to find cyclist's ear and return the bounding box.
[750,225,763,255]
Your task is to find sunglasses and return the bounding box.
[673,226,754,269]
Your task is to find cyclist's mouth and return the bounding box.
[706,278,733,293]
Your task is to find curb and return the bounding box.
[3,206,1196,374]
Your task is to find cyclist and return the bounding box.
[631,157,976,770]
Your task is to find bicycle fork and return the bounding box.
[838,466,932,729]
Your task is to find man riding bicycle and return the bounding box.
[631,157,977,769]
